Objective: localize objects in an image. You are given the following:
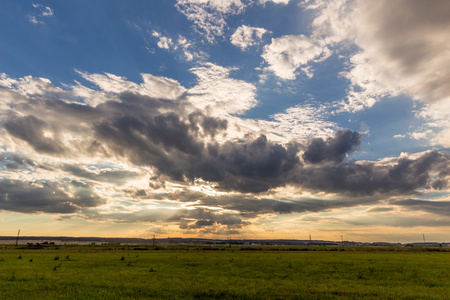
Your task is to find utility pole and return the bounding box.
[341,235,344,246]
[153,234,156,247]
[423,234,426,243]
[15,229,20,246]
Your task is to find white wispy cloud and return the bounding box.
[261,34,330,80]
[412,99,450,147]
[177,36,195,61]
[152,31,206,61]
[28,16,41,24]
[152,31,174,49]
[264,103,337,141]
[29,3,53,24]
[76,70,186,101]
[259,0,290,4]
[231,25,269,50]
[32,3,53,16]
[0,73,62,96]
[187,62,258,115]
[175,0,247,43]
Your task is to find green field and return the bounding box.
[0,245,449,299]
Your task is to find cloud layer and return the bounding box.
[1,0,449,239]
[1,72,448,234]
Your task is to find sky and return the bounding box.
[0,0,449,243]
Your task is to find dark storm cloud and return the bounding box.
[0,151,139,186]
[122,188,148,199]
[62,164,140,185]
[345,215,450,227]
[193,135,300,193]
[188,110,228,137]
[222,197,379,215]
[0,179,105,214]
[303,129,361,164]
[94,111,206,181]
[431,179,447,190]
[170,189,379,216]
[168,208,250,229]
[391,199,450,216]
[4,115,66,155]
[2,89,449,196]
[296,151,449,196]
[0,153,35,170]
[89,93,300,192]
[84,206,249,233]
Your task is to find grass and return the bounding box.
[0,244,449,299]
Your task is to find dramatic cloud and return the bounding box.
[61,165,140,185]
[0,179,104,214]
[88,100,300,193]
[306,0,450,113]
[0,153,35,170]
[2,75,448,197]
[297,151,449,197]
[303,129,361,164]
[0,70,449,237]
[82,206,250,235]
[3,0,450,241]
[350,0,450,104]
[392,199,450,217]
[4,115,67,155]
[172,189,378,216]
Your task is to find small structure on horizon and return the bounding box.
[15,230,20,246]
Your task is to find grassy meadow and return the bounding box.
[0,244,449,299]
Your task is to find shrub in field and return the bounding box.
[53,262,62,271]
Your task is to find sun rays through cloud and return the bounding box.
[0,0,449,242]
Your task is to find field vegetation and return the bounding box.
[0,244,449,299]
